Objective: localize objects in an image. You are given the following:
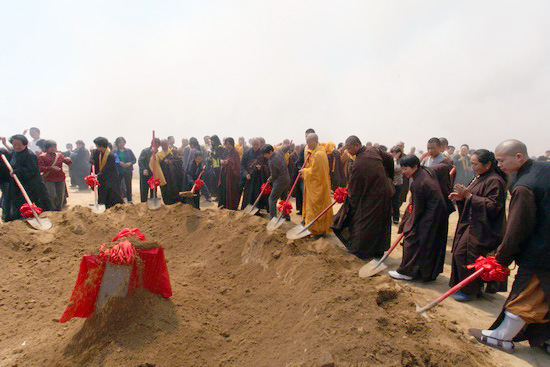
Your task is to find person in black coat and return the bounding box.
[90,137,123,209]
[2,135,50,222]
[137,138,160,203]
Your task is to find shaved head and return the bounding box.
[306,133,318,143]
[495,139,529,174]
[495,139,528,156]
[345,135,362,147]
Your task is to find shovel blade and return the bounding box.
[359,260,387,278]
[147,198,162,210]
[266,216,285,231]
[243,205,259,215]
[26,217,52,231]
[286,225,311,240]
[91,203,106,214]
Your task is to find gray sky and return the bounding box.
[1,0,549,156]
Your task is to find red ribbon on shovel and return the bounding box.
[416,256,509,313]
[20,203,43,218]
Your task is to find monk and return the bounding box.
[389,155,448,281]
[218,137,241,210]
[469,140,550,353]
[240,138,269,211]
[149,139,184,205]
[138,138,160,202]
[91,137,124,209]
[332,136,394,259]
[449,149,508,302]
[301,133,333,237]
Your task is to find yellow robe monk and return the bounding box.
[235,143,244,159]
[302,144,333,235]
[148,149,173,187]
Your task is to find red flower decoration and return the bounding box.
[466,256,510,282]
[112,228,146,242]
[99,240,136,265]
[147,177,161,190]
[278,200,293,216]
[20,203,42,218]
[261,183,272,196]
[85,174,99,189]
[334,187,348,204]
[194,178,205,191]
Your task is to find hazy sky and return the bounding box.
[1,1,549,155]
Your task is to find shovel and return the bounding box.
[0,154,52,230]
[243,178,271,215]
[267,152,311,231]
[180,169,206,198]
[147,130,162,210]
[90,166,105,214]
[286,200,336,239]
[359,232,405,278]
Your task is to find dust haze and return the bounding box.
[1,0,548,155]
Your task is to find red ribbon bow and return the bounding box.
[99,240,136,265]
[466,256,510,282]
[194,178,205,191]
[278,200,293,216]
[112,228,146,242]
[147,177,161,190]
[20,203,42,218]
[85,174,99,189]
[261,183,272,196]
[334,187,348,204]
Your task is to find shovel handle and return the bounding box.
[1,154,42,222]
[302,200,337,231]
[416,268,485,313]
[284,152,311,203]
[91,165,100,204]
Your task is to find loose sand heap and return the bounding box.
[0,203,494,366]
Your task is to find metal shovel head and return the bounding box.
[91,203,106,214]
[286,224,311,240]
[266,215,285,231]
[243,204,259,215]
[95,262,132,312]
[359,259,388,278]
[147,197,162,210]
[26,216,52,231]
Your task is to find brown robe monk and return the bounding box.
[450,170,507,295]
[218,147,241,210]
[489,160,550,348]
[332,146,394,259]
[397,166,448,281]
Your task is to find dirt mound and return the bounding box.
[0,203,493,366]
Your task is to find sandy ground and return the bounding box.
[25,176,550,365]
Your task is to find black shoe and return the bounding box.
[393,220,399,225]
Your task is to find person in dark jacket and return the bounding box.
[137,138,160,203]
[262,144,291,218]
[113,137,137,202]
[70,140,90,191]
[90,137,123,209]
[183,151,204,209]
[241,138,269,211]
[469,140,550,354]
[2,134,50,222]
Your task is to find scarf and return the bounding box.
[99,147,111,172]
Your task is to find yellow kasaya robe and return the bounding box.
[148,148,174,187]
[302,144,333,235]
[235,143,244,159]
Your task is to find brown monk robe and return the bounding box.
[332,137,394,259]
[329,144,347,190]
[449,152,507,298]
[469,140,550,352]
[218,138,241,210]
[391,155,448,281]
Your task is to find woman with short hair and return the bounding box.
[113,137,136,202]
[38,140,72,211]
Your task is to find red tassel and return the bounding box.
[277,200,293,215]
[261,183,272,196]
[333,187,348,204]
[99,240,136,265]
[20,203,42,218]
[147,177,161,190]
[85,174,99,189]
[112,228,146,242]
[194,178,205,191]
[466,256,510,282]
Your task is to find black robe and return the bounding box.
[90,150,123,209]
[70,148,90,190]
[332,146,394,259]
[184,159,203,209]
[450,170,507,294]
[218,148,241,210]
[2,148,50,222]
[397,167,448,281]
[138,147,154,202]
[158,150,184,205]
[240,148,269,210]
[328,149,346,190]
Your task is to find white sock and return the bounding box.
[482,311,526,349]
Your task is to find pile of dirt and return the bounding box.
[0,203,494,366]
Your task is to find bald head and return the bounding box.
[306,133,319,150]
[345,135,362,155]
[495,139,529,174]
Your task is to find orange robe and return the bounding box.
[302,144,333,235]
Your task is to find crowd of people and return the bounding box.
[0,126,549,354]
